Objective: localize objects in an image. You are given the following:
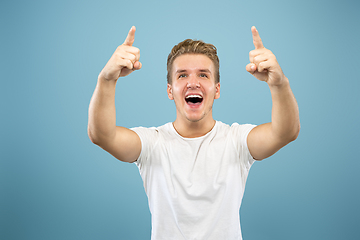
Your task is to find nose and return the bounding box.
[186,75,200,89]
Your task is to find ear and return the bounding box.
[167,83,174,100]
[214,82,220,99]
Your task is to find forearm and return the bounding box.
[269,77,300,141]
[88,77,118,145]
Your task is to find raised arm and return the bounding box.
[246,26,300,160]
[88,26,142,163]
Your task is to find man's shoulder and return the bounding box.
[131,122,173,138]
[131,122,171,131]
[214,121,257,142]
[215,121,256,131]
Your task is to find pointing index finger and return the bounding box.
[123,26,136,46]
[251,26,264,49]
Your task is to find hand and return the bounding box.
[246,26,285,87]
[99,26,142,81]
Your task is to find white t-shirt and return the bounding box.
[131,121,256,240]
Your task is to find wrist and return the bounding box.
[98,68,120,83]
[268,76,289,89]
[97,75,118,92]
[98,73,118,84]
[268,77,292,97]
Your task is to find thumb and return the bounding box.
[246,63,257,73]
[133,61,142,70]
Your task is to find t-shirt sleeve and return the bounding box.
[231,123,257,171]
[130,126,158,169]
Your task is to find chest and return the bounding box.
[145,135,242,196]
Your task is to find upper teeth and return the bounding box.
[186,95,202,99]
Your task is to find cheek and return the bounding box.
[206,85,217,95]
[168,89,178,101]
[172,83,185,96]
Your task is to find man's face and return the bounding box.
[167,54,220,123]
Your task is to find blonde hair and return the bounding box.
[167,39,220,84]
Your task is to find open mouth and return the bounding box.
[185,95,203,105]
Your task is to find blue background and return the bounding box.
[1,0,359,239]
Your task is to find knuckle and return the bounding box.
[265,49,273,56]
[115,48,125,57]
[257,62,263,71]
[253,56,260,64]
[134,47,140,54]
[127,59,133,68]
[129,54,136,62]
[132,47,141,59]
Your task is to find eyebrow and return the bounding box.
[199,69,211,73]
[175,69,187,74]
[175,69,212,74]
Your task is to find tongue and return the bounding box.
[187,101,201,106]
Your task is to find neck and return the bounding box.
[173,118,216,138]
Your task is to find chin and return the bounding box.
[185,113,206,123]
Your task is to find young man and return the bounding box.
[88,26,300,240]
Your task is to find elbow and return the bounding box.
[278,123,300,144]
[88,126,100,145]
[289,122,301,142]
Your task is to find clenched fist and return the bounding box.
[99,26,142,81]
